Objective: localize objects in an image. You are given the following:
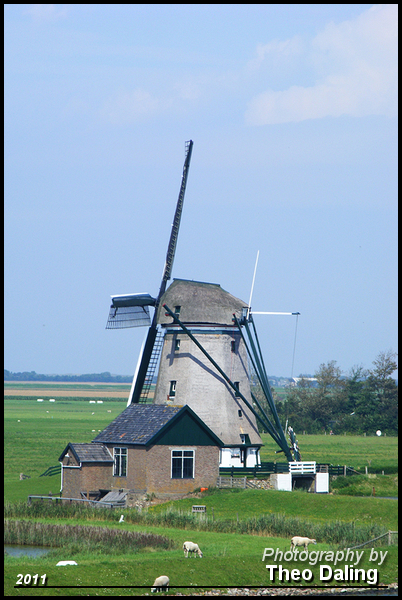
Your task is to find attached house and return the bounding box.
[59,404,223,501]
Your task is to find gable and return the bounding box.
[58,443,113,463]
[151,409,222,446]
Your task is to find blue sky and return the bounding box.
[4,4,398,379]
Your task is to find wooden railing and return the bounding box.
[289,461,316,474]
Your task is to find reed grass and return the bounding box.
[4,500,114,521]
[4,519,174,554]
[129,507,391,547]
[5,501,394,549]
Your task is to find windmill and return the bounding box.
[106,140,193,406]
[105,140,300,464]
[155,254,302,462]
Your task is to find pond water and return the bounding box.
[4,544,52,558]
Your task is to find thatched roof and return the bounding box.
[157,279,247,326]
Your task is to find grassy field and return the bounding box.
[259,432,398,473]
[4,382,132,390]
[4,389,398,595]
[147,488,398,530]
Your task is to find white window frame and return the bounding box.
[169,380,177,398]
[113,447,127,477]
[171,448,194,479]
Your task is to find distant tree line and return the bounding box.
[3,370,132,383]
[258,350,398,436]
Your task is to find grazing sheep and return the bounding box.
[290,536,317,551]
[151,575,169,593]
[183,541,203,558]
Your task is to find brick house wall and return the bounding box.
[145,445,219,495]
[103,445,147,492]
[61,454,112,499]
[62,444,219,498]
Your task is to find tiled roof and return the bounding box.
[92,404,183,445]
[60,443,113,463]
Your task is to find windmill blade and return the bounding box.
[159,139,193,292]
[129,140,194,404]
[247,250,259,320]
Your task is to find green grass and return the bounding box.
[331,474,398,497]
[260,432,398,473]
[147,488,398,531]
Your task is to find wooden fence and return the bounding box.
[39,465,61,477]
[216,476,247,489]
[348,530,398,550]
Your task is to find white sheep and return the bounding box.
[183,541,203,558]
[151,575,169,593]
[290,536,317,551]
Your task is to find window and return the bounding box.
[171,450,194,479]
[113,447,127,477]
[234,382,240,398]
[169,380,177,398]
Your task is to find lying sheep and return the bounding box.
[151,575,169,593]
[183,541,203,558]
[290,536,317,551]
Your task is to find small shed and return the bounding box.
[59,404,223,500]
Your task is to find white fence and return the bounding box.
[289,461,316,474]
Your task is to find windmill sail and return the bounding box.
[105,141,193,404]
[106,293,156,329]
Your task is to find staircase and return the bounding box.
[138,329,165,403]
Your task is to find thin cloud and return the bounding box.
[24,4,69,23]
[246,36,304,72]
[100,89,160,125]
[245,4,398,125]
